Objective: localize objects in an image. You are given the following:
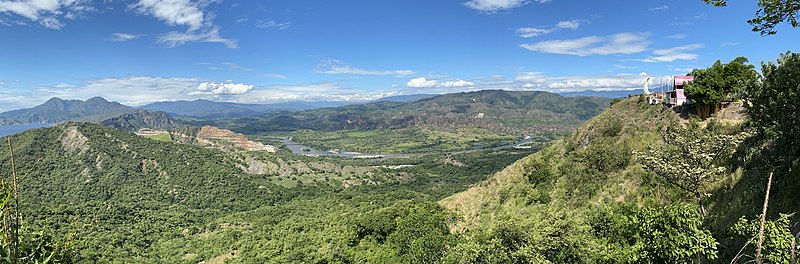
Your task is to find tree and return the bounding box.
[635,126,750,215]
[704,0,800,35]
[595,203,719,263]
[749,51,800,163]
[685,57,758,118]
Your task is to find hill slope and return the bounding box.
[0,122,287,261]
[100,109,187,132]
[440,96,800,262]
[0,97,133,124]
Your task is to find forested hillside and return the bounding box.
[217,90,610,135]
[441,94,798,262]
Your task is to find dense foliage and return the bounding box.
[685,57,758,118]
[749,51,800,163]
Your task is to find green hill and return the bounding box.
[220,90,610,135]
[0,122,288,261]
[440,96,799,262]
[100,109,188,132]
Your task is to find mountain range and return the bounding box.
[216,90,611,135]
[0,97,132,125]
[139,99,360,119]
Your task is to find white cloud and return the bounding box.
[316,59,414,76]
[649,5,669,11]
[406,77,474,88]
[191,82,253,95]
[520,32,650,56]
[630,43,704,62]
[0,0,94,29]
[256,19,291,30]
[131,0,236,49]
[516,19,583,38]
[555,19,580,30]
[407,77,438,88]
[132,0,204,31]
[464,0,549,12]
[439,80,475,88]
[158,26,238,49]
[0,76,410,111]
[515,72,652,91]
[721,42,740,46]
[667,34,687,39]
[109,33,141,42]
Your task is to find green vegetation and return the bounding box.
[214,90,610,136]
[0,121,539,262]
[284,127,522,154]
[2,52,799,262]
[685,57,758,118]
[143,133,171,142]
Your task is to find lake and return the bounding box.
[0,123,53,137]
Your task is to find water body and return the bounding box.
[0,123,53,137]
[281,135,538,159]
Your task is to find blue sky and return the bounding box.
[0,0,797,111]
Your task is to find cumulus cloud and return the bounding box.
[407,77,438,88]
[109,33,141,42]
[515,72,653,91]
[0,0,94,29]
[439,80,475,88]
[316,59,414,76]
[516,19,583,38]
[520,32,650,56]
[131,0,236,49]
[406,77,473,88]
[629,43,704,62]
[0,76,409,112]
[132,0,204,31]
[191,82,254,95]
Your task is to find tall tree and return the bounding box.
[749,51,800,163]
[704,0,800,35]
[685,57,758,118]
[635,126,749,215]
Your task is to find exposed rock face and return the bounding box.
[195,125,276,152]
[61,125,90,154]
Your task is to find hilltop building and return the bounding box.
[665,76,693,106]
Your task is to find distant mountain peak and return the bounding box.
[86,96,110,103]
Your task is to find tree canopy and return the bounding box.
[749,51,800,162]
[685,57,758,117]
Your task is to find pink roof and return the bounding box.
[674,76,694,86]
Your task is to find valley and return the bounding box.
[2,1,799,263]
